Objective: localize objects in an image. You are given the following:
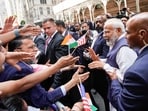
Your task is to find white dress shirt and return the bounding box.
[102,35,137,111]
[103,36,137,82]
[28,106,40,111]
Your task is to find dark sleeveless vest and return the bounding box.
[106,37,128,68]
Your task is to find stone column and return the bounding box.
[135,0,140,12]
[74,11,78,23]
[81,7,86,21]
[92,4,96,21]
[114,0,122,15]
[100,0,108,14]
[124,0,127,8]
[68,10,71,22]
[88,4,93,22]
[76,8,81,23]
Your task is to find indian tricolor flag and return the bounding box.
[61,34,78,49]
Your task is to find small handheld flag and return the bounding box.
[79,83,92,111]
[61,34,78,49]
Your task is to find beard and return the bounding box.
[106,33,118,47]
[95,27,103,33]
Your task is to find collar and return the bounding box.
[62,30,67,36]
[46,30,57,40]
[109,33,125,50]
[117,33,126,41]
[51,30,57,38]
[139,45,148,54]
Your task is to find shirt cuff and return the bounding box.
[103,63,114,72]
[60,85,66,96]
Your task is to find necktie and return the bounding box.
[45,37,51,54]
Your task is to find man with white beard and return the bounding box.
[88,18,137,111]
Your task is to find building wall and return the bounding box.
[27,0,55,23]
[140,0,148,12]
[86,0,148,19]
[0,0,147,26]
[53,0,148,23]
[92,0,129,18]
[0,1,7,27]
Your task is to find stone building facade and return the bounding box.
[52,0,148,23]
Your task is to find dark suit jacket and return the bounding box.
[45,32,68,64]
[39,31,68,90]
[34,33,46,54]
[34,33,46,64]
[110,46,148,111]
[50,31,81,107]
[93,32,109,59]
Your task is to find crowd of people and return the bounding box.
[0,8,147,111]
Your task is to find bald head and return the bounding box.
[127,12,148,31]
[95,14,107,32]
[126,12,148,49]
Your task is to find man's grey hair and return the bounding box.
[104,18,125,33]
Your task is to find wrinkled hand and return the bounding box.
[56,55,79,68]
[88,60,105,69]
[1,16,16,33]
[72,67,89,84]
[87,47,99,61]
[19,25,41,36]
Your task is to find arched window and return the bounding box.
[40,0,47,4]
[47,7,50,14]
[39,7,43,15]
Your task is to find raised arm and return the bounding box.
[0,25,41,44]
[0,55,79,97]
[64,67,89,92]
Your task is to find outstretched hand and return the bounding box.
[88,60,105,69]
[5,52,34,71]
[87,47,99,61]
[1,16,16,33]
[107,69,118,80]
[55,55,79,68]
[19,25,41,36]
[72,67,90,84]
[61,64,85,72]
[5,52,34,60]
